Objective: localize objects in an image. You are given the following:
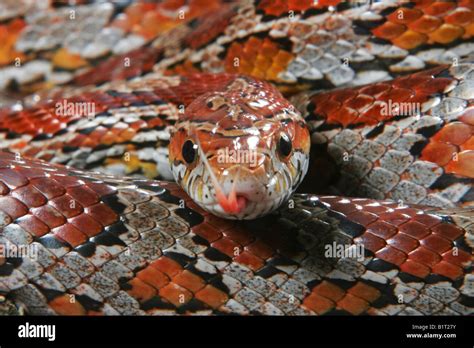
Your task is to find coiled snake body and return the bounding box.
[0,0,473,316]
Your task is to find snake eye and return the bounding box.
[278,133,292,158]
[182,140,197,164]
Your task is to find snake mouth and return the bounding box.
[216,191,248,214]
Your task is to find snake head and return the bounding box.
[169,76,310,220]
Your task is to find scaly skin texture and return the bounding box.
[0,152,472,315]
[1,0,474,100]
[0,1,472,315]
[297,62,474,208]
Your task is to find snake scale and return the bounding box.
[0,0,473,316]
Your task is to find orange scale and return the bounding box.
[408,15,443,33]
[414,0,434,8]
[255,55,273,72]
[272,49,293,66]
[315,99,341,117]
[126,278,156,303]
[432,122,472,145]
[12,121,35,135]
[52,48,88,70]
[85,203,118,227]
[310,93,329,107]
[50,194,84,218]
[43,123,63,135]
[145,117,164,129]
[361,102,385,123]
[49,295,86,315]
[235,251,265,272]
[417,77,456,95]
[465,22,474,37]
[381,87,414,104]
[69,213,103,237]
[173,270,206,293]
[392,29,428,50]
[372,21,407,40]
[265,65,280,81]
[359,83,392,97]
[327,107,359,127]
[408,246,441,267]
[444,150,474,178]
[400,259,431,278]
[420,234,452,254]
[88,127,108,142]
[421,141,458,167]
[387,7,423,24]
[86,182,116,198]
[347,282,381,303]
[245,36,263,52]
[195,285,228,309]
[125,3,151,25]
[53,223,88,248]
[354,232,386,254]
[442,249,472,267]
[428,24,465,44]
[431,261,463,280]
[251,67,267,80]
[313,281,346,302]
[337,293,369,315]
[346,210,378,226]
[159,283,192,307]
[118,128,137,142]
[12,185,47,208]
[17,215,50,237]
[289,0,316,11]
[331,89,358,104]
[137,266,170,290]
[101,131,119,146]
[445,8,473,26]
[80,138,99,149]
[151,256,183,278]
[302,293,335,314]
[460,136,474,151]
[387,233,419,253]
[345,94,375,110]
[66,134,87,148]
[424,1,456,16]
[211,237,242,258]
[375,245,407,266]
[405,92,433,106]
[261,41,280,57]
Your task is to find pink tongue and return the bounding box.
[217,192,247,214]
[236,195,247,212]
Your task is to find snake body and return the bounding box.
[0,0,473,315]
